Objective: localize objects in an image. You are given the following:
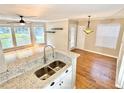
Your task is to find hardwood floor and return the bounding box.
[71,49,117,89]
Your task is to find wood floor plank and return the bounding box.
[71,49,117,89]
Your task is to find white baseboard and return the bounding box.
[76,48,118,58]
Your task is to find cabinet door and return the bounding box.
[44,66,72,89]
[59,71,72,89]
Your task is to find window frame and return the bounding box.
[0,25,14,49]
[0,23,46,53]
[95,23,121,49]
[14,26,32,46]
[33,25,45,44]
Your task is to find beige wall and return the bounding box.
[46,20,69,51]
[78,18,124,57]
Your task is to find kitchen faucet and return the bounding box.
[43,45,54,64]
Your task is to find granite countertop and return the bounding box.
[0,46,79,89]
[4,48,79,70]
[0,59,71,89]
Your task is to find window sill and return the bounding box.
[3,43,45,53]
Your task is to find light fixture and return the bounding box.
[20,23,25,26]
[84,16,93,34]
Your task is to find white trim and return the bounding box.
[115,32,124,89]
[74,16,124,21]
[79,48,118,58]
[45,18,69,23]
[0,16,47,23]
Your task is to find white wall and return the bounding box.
[45,20,85,52]
[46,20,69,51]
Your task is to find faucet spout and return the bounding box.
[43,45,54,64]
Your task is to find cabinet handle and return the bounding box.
[65,70,68,73]
[50,82,55,86]
[59,83,61,86]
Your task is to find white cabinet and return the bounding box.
[44,76,61,89]
[57,71,72,89]
[44,66,72,89]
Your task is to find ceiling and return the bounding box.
[0,4,124,22]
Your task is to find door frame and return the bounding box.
[68,20,78,50]
[116,31,124,88]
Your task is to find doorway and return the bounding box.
[68,23,78,50]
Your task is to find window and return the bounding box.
[0,23,45,50]
[0,27,13,49]
[15,26,31,46]
[95,24,120,49]
[33,26,45,44]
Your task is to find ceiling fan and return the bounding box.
[7,15,37,25]
[19,15,25,24]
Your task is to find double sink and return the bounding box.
[34,60,66,80]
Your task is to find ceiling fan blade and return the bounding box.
[2,14,37,24]
[24,16,38,18]
[26,21,32,23]
[16,14,37,18]
[7,21,19,23]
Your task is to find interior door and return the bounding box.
[68,23,77,50]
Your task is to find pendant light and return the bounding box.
[84,16,93,34]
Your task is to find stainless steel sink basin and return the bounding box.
[35,66,55,80]
[49,60,66,71]
[34,60,66,80]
